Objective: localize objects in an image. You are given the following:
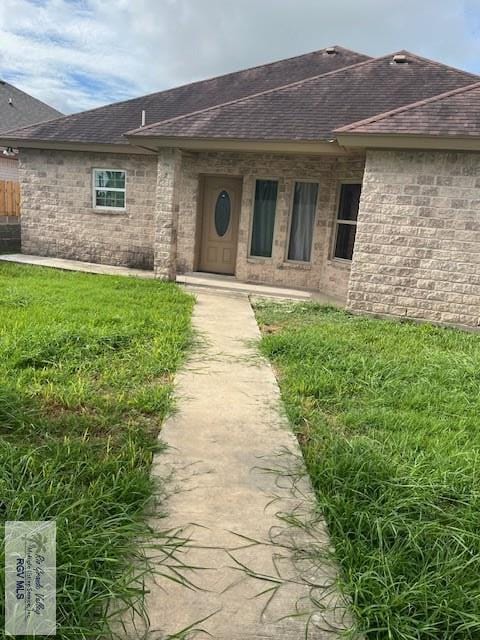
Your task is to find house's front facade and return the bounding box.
[2,46,480,328]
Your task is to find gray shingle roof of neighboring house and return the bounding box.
[334,81,480,137]
[0,46,370,145]
[127,52,479,142]
[0,80,62,133]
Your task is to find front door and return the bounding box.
[199,176,242,275]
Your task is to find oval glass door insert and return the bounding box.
[214,190,231,237]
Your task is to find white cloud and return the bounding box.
[0,0,478,114]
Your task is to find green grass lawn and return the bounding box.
[0,263,194,639]
[255,301,480,640]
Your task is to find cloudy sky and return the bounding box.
[0,0,479,115]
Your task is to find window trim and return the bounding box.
[331,180,362,263]
[92,168,127,211]
[284,178,320,265]
[248,176,280,260]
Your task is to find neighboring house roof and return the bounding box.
[127,52,478,142]
[0,80,62,133]
[0,46,369,145]
[334,81,480,137]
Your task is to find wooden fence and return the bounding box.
[0,180,20,217]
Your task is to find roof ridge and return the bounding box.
[127,51,396,136]
[5,45,369,135]
[148,44,370,99]
[394,50,479,81]
[334,80,480,133]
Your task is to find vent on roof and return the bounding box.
[392,54,408,64]
[325,47,337,55]
[8,98,13,105]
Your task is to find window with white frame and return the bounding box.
[333,183,361,261]
[287,181,319,262]
[93,169,126,209]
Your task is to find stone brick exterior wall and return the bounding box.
[15,145,480,328]
[348,149,480,328]
[19,149,157,269]
[177,151,365,299]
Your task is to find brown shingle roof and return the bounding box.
[335,81,480,137]
[128,52,478,142]
[1,46,369,145]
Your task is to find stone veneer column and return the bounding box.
[154,148,182,279]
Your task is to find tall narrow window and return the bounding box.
[93,169,126,209]
[334,183,361,260]
[250,179,278,258]
[287,182,318,262]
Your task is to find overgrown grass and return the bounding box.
[0,263,194,639]
[254,300,480,640]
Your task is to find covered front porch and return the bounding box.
[154,147,365,304]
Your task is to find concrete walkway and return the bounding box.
[143,290,350,639]
[0,253,154,278]
[0,255,344,305]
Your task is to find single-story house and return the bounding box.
[1,46,480,328]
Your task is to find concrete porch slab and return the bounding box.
[0,253,155,279]
[177,271,344,305]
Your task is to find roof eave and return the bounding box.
[0,137,156,155]
[336,132,480,151]
[125,134,352,155]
